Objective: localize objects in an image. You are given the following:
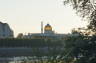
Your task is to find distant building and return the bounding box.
[44,24,54,34]
[0,22,14,38]
[23,22,79,39]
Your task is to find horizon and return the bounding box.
[0,0,88,37]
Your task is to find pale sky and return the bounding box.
[0,0,88,36]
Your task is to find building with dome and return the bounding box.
[23,22,79,39]
[44,23,54,34]
[22,22,65,39]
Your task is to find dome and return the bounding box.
[44,24,52,31]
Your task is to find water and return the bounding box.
[1,56,64,63]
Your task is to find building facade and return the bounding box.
[23,23,69,39]
[23,22,80,39]
[0,22,14,38]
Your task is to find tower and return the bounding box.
[41,21,43,33]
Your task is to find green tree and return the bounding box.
[63,30,96,63]
[17,33,23,38]
[64,1,96,63]
[64,0,96,32]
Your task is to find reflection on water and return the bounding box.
[0,56,64,63]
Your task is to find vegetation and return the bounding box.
[0,38,64,57]
[64,0,96,32]
[0,38,63,47]
[63,0,96,63]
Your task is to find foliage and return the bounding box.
[0,38,64,57]
[63,1,96,62]
[17,33,23,38]
[64,0,96,32]
[64,32,96,63]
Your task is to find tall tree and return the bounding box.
[64,0,96,32]
[64,1,96,63]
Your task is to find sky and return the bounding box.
[0,0,88,36]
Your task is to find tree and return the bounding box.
[63,0,96,63]
[64,0,96,32]
[17,33,23,38]
[64,32,93,63]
